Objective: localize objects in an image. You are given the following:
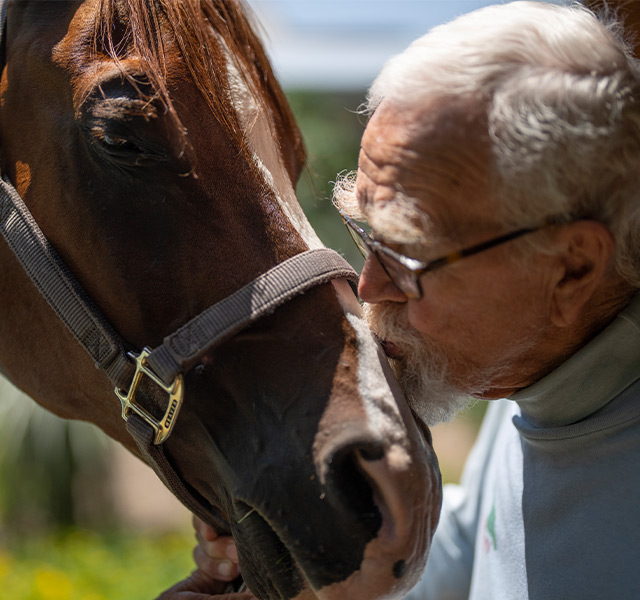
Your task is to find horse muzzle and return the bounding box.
[224,388,441,600]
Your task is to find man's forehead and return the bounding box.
[356,97,493,242]
[363,97,486,152]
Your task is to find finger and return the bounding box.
[192,515,219,543]
[195,534,239,564]
[193,545,241,582]
[155,568,256,599]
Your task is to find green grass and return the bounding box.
[0,528,195,600]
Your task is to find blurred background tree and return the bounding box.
[288,89,366,270]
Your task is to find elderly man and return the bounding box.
[193,1,640,598]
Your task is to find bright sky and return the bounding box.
[244,0,564,89]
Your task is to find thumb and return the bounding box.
[155,569,256,599]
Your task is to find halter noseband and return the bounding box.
[0,176,358,443]
[0,1,359,536]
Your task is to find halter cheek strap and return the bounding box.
[0,176,358,441]
[0,174,359,531]
[0,172,358,393]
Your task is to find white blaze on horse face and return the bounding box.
[309,281,429,600]
[331,279,411,456]
[224,54,324,250]
[224,52,408,410]
[224,50,412,447]
[224,54,430,600]
[327,282,415,515]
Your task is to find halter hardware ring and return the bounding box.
[115,347,184,445]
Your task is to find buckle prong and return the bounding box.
[115,348,184,445]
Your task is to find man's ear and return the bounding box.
[550,221,616,327]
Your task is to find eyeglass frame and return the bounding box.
[338,208,547,300]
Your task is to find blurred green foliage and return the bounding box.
[0,378,113,537]
[288,89,367,271]
[0,529,194,600]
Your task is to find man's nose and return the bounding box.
[358,254,408,303]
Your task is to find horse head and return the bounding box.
[0,1,441,598]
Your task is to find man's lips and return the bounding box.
[379,339,403,360]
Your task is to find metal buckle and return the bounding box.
[115,347,184,445]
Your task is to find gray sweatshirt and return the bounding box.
[404,294,640,600]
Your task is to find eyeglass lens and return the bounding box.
[344,219,421,299]
[375,253,421,298]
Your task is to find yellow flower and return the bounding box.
[34,567,73,600]
[0,551,13,580]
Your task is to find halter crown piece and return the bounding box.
[0,0,358,536]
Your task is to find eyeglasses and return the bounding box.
[339,208,545,300]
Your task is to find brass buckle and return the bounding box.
[115,347,184,445]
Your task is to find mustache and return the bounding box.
[362,302,440,361]
[362,298,546,427]
[361,302,469,426]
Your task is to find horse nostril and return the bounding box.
[324,442,384,535]
[358,445,385,462]
[393,559,407,579]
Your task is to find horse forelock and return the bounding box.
[92,0,306,181]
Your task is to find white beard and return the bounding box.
[362,302,516,426]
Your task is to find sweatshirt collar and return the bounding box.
[510,293,640,428]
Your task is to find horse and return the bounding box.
[0,1,441,599]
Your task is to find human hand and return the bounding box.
[192,515,241,584]
[154,568,254,599]
[154,516,252,599]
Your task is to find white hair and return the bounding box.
[366,1,640,286]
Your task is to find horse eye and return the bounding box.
[101,133,134,148]
[82,122,170,170]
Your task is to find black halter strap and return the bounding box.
[0,170,358,523]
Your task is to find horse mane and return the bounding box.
[93,0,306,181]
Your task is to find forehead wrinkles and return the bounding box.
[358,101,494,242]
[356,120,457,246]
[356,150,433,246]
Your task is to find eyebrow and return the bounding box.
[363,200,440,248]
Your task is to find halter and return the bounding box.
[0,2,358,535]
